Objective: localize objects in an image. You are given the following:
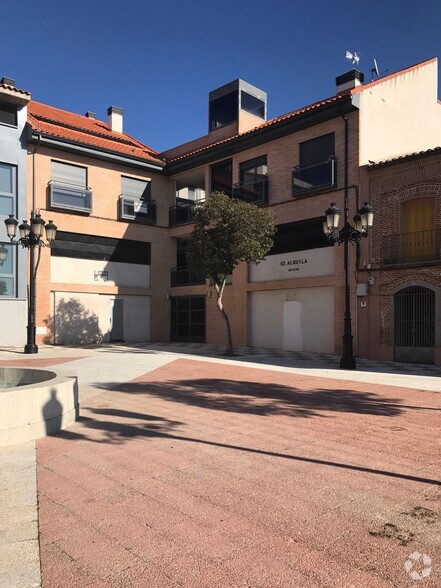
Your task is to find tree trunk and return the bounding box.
[214,280,233,356]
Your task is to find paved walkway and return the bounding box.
[0,344,440,587]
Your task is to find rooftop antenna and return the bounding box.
[345,50,360,69]
[371,58,390,81]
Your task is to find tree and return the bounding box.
[186,192,275,356]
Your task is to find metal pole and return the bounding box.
[24,212,38,354]
[340,116,356,370]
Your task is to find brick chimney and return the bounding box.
[336,70,364,93]
[107,106,123,133]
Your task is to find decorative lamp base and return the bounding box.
[24,344,38,354]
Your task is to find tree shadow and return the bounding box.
[44,297,104,345]
[51,406,439,486]
[95,377,405,418]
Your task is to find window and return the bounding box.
[121,176,151,200]
[0,102,17,126]
[0,243,14,297]
[0,163,15,217]
[233,156,268,204]
[50,161,92,213]
[293,133,336,194]
[241,91,265,119]
[268,218,330,255]
[209,91,238,131]
[401,198,436,262]
[119,176,155,222]
[51,232,151,265]
[211,160,232,196]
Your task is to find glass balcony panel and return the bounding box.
[50,181,92,213]
[232,177,269,205]
[119,196,156,223]
[169,202,196,226]
[170,267,205,287]
[293,157,335,194]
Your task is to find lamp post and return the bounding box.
[4,211,57,354]
[322,200,374,370]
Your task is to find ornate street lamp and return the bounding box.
[4,212,57,354]
[323,201,374,369]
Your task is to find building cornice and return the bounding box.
[29,130,166,172]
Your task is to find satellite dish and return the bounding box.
[373,59,379,78]
[346,50,360,68]
[371,58,390,81]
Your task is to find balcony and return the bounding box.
[232,177,269,205]
[292,157,336,195]
[119,196,156,223]
[169,201,197,226]
[382,228,441,266]
[49,181,92,213]
[171,267,205,287]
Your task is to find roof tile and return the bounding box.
[28,101,165,166]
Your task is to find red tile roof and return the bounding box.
[28,101,165,166]
[0,83,31,97]
[165,95,346,163]
[367,146,441,168]
[166,57,439,164]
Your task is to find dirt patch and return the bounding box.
[402,506,438,524]
[369,523,415,546]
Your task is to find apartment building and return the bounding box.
[0,78,30,347]
[163,59,441,361]
[26,101,174,345]
[1,57,440,364]
[359,148,441,365]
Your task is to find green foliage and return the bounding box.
[186,192,275,286]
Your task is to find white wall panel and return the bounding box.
[51,257,150,288]
[249,287,334,352]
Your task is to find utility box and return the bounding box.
[356,283,369,296]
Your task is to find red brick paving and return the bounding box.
[0,356,88,367]
[37,358,440,587]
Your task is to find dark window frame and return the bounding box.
[293,133,336,197]
[268,218,331,256]
[49,160,92,214]
[0,101,18,127]
[240,91,265,120]
[209,91,239,131]
[211,159,233,196]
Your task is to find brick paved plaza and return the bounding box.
[0,345,440,587]
[32,349,440,587]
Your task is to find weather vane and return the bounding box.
[345,50,360,68]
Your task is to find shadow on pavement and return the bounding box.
[95,377,405,418]
[52,406,440,487]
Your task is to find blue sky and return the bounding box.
[5,0,441,152]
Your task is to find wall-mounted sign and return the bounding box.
[94,270,108,282]
[249,247,334,282]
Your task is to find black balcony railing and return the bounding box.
[171,267,205,287]
[232,177,269,205]
[119,196,156,223]
[169,201,198,226]
[292,157,336,194]
[382,228,440,265]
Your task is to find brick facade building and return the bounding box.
[359,148,441,364]
[1,58,440,364]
